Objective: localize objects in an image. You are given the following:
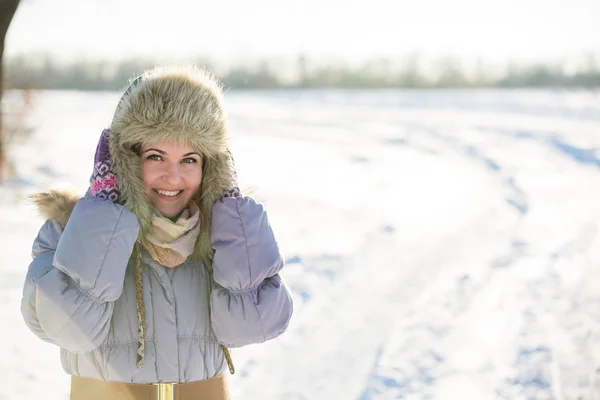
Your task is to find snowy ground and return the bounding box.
[1,88,600,399]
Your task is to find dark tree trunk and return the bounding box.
[0,0,20,182]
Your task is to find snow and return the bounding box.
[1,88,600,399]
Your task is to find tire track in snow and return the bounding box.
[359,237,531,399]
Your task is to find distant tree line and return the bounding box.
[5,53,600,90]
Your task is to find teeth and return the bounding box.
[156,190,181,197]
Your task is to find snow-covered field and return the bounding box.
[1,88,600,399]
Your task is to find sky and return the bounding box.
[5,0,600,66]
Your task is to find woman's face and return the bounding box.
[141,140,203,219]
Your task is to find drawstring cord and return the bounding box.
[135,243,146,368]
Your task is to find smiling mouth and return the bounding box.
[153,189,182,197]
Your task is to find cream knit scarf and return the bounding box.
[141,202,201,268]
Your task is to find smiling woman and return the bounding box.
[21,66,293,400]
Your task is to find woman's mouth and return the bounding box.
[153,189,183,198]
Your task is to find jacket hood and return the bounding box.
[33,66,235,263]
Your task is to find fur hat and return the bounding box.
[33,65,235,264]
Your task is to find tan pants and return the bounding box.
[70,374,231,400]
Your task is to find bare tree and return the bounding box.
[0,0,20,182]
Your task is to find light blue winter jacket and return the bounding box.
[21,195,293,383]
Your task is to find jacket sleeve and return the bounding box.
[210,197,293,347]
[21,197,139,354]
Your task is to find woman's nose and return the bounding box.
[164,164,182,185]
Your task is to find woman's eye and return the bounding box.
[146,154,162,161]
[182,158,198,164]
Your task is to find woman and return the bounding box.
[21,66,294,400]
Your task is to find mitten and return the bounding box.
[89,128,120,201]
